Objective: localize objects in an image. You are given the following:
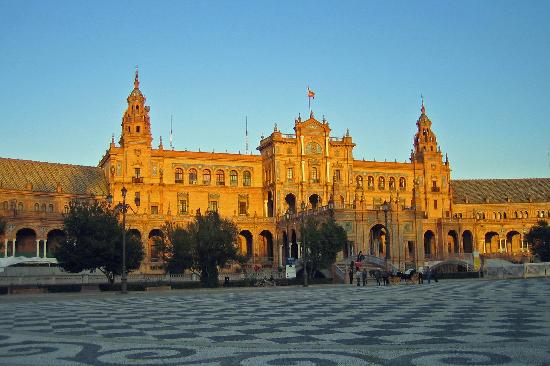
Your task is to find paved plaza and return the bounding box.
[1,278,550,365]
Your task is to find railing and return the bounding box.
[282,133,296,139]
[330,136,343,142]
[132,177,144,183]
[431,186,440,192]
[483,262,550,279]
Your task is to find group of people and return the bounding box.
[349,251,439,286]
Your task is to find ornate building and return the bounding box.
[1,72,549,273]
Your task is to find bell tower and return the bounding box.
[412,98,441,163]
[119,68,153,148]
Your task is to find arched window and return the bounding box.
[188,169,197,184]
[356,176,363,188]
[175,168,183,183]
[216,170,225,186]
[230,170,238,186]
[48,204,54,213]
[378,177,385,190]
[64,205,69,213]
[514,211,518,219]
[202,169,211,185]
[399,177,406,189]
[367,176,374,189]
[34,203,40,212]
[17,202,23,211]
[243,171,251,186]
[524,211,528,219]
[2,201,7,210]
[41,203,46,212]
[389,177,396,190]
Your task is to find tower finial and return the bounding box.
[134,65,139,89]
[421,94,425,115]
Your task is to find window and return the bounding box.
[399,177,406,189]
[64,205,69,213]
[17,202,23,211]
[243,171,251,186]
[2,201,7,210]
[48,204,54,213]
[367,176,374,189]
[334,169,341,181]
[434,200,438,209]
[311,167,318,182]
[34,203,39,212]
[389,177,396,190]
[356,176,363,188]
[136,125,141,133]
[135,192,141,207]
[287,167,294,181]
[378,177,385,190]
[151,205,159,214]
[134,168,141,178]
[175,168,183,183]
[208,201,218,212]
[203,169,211,185]
[188,169,197,184]
[41,203,46,212]
[178,199,188,214]
[216,170,225,186]
[239,201,247,215]
[230,170,238,186]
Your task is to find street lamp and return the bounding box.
[382,201,391,271]
[301,201,308,287]
[121,186,128,294]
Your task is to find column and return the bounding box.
[43,239,48,258]
[3,239,7,257]
[36,240,40,257]
[297,243,301,258]
[12,239,15,257]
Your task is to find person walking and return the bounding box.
[361,267,368,286]
[426,266,431,284]
[418,270,424,284]
[348,261,354,285]
[356,267,362,286]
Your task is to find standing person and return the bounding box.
[356,267,362,286]
[362,267,368,286]
[348,261,354,285]
[426,266,431,284]
[357,250,365,262]
[375,270,381,286]
[418,269,424,284]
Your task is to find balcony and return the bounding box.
[431,186,440,192]
[132,177,143,183]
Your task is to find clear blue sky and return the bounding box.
[1,0,549,179]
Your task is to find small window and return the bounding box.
[189,169,197,184]
[48,204,54,213]
[151,205,159,214]
[434,200,438,209]
[203,169,211,185]
[399,177,406,189]
[41,203,46,212]
[64,205,69,213]
[135,168,141,178]
[2,201,7,210]
[136,126,141,133]
[178,199,188,214]
[389,177,396,190]
[378,177,385,190]
[34,203,40,212]
[243,171,251,186]
[17,202,23,211]
[230,170,238,186]
[367,176,374,188]
[311,167,318,182]
[334,169,341,181]
[356,176,363,188]
[175,168,183,183]
[216,170,225,186]
[287,167,294,181]
[208,201,218,212]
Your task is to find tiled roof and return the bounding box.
[0,158,108,196]
[451,179,550,204]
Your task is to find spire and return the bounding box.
[159,136,163,150]
[421,94,425,115]
[134,65,139,89]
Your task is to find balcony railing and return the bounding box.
[132,177,143,183]
[431,186,441,192]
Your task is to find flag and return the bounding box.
[308,87,315,99]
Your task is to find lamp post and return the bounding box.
[301,201,308,287]
[121,186,128,294]
[382,201,391,271]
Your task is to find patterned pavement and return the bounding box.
[1,278,550,365]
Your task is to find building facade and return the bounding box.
[1,72,549,272]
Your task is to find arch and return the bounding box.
[356,175,363,188]
[188,168,197,184]
[290,229,298,258]
[309,194,321,210]
[484,232,499,253]
[128,228,141,240]
[259,230,274,260]
[285,193,296,214]
[239,230,253,257]
[202,169,211,185]
[399,177,406,189]
[424,230,436,257]
[506,231,521,253]
[367,176,374,189]
[369,224,387,257]
[389,177,396,190]
[148,229,164,262]
[267,191,274,217]
[216,169,225,186]
[462,230,473,253]
[447,230,459,254]
[339,195,345,208]
[174,168,184,183]
[16,228,37,257]
[46,229,65,258]
[282,231,289,260]
[17,202,23,212]
[230,170,238,186]
[34,203,39,212]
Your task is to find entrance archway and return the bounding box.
[259,230,274,260]
[148,229,163,262]
[46,229,65,258]
[506,231,521,253]
[369,224,387,257]
[462,230,473,253]
[239,230,253,257]
[447,230,459,254]
[291,230,298,258]
[484,232,499,253]
[282,231,289,260]
[424,230,436,257]
[309,194,321,210]
[285,193,296,214]
[16,228,36,257]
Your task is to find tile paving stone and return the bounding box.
[1,278,550,365]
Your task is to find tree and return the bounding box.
[162,211,244,287]
[302,216,347,279]
[526,220,550,262]
[55,200,144,284]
